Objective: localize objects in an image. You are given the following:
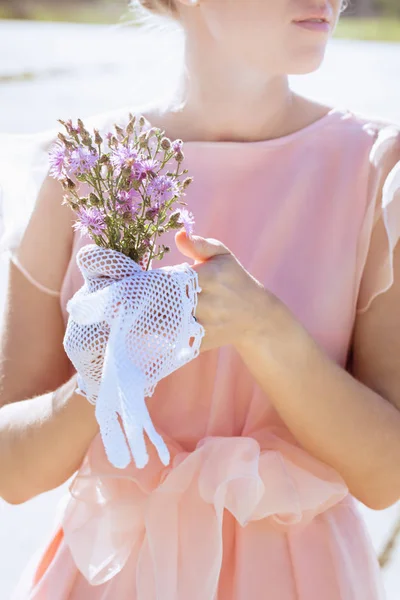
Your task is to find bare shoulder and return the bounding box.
[12,121,106,291]
[15,164,76,293]
[294,96,335,120]
[0,151,78,404]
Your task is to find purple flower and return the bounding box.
[68,147,99,176]
[172,139,183,153]
[122,158,157,183]
[73,207,106,237]
[131,159,148,181]
[140,158,159,178]
[146,175,180,206]
[116,187,141,204]
[48,140,68,180]
[110,142,138,176]
[116,189,141,219]
[174,208,195,237]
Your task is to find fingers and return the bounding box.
[143,418,170,467]
[95,399,131,470]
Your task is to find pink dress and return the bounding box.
[11,106,400,600]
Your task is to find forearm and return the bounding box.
[0,375,99,505]
[235,293,400,510]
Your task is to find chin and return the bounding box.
[286,50,327,75]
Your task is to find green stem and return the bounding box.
[145,226,158,272]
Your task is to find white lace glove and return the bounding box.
[63,244,205,470]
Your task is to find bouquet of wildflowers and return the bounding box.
[49,113,195,269]
[48,113,205,470]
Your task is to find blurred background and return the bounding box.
[0,0,399,598]
[0,0,399,35]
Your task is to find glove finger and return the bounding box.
[95,373,132,469]
[94,329,132,469]
[96,404,132,470]
[143,417,170,467]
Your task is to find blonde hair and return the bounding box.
[128,0,180,30]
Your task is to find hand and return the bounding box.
[175,229,268,353]
[64,243,203,469]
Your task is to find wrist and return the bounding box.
[235,290,308,365]
[55,374,99,437]
[235,288,283,347]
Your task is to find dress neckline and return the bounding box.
[169,106,350,149]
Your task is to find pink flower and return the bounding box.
[68,146,99,176]
[73,207,106,237]
[147,175,180,207]
[174,208,195,237]
[172,139,183,153]
[48,140,68,180]
[131,160,148,181]
[110,142,138,176]
[140,158,159,178]
[116,189,141,219]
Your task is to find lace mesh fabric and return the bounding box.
[63,243,205,470]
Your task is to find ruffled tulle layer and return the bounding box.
[11,429,385,600]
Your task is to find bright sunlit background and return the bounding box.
[0,1,399,598]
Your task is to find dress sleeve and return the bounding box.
[355,125,400,315]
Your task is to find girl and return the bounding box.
[1,0,400,598]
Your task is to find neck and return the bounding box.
[162,37,299,144]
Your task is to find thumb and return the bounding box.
[175,229,230,261]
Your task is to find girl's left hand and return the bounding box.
[174,229,271,353]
